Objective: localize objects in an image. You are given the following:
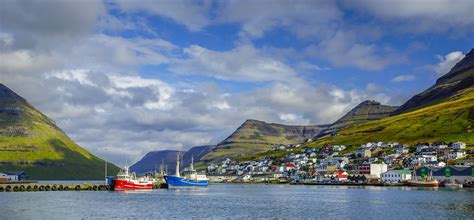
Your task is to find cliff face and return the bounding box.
[0,83,119,180]
[392,48,474,115]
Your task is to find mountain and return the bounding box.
[130,150,184,175]
[306,51,474,147]
[130,145,215,174]
[0,83,119,180]
[317,100,398,137]
[200,119,328,163]
[392,48,474,115]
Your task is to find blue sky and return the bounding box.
[1,0,473,164]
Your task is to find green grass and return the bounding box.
[0,101,120,180]
[304,87,474,148]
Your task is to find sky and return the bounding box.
[1,0,473,165]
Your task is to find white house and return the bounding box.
[447,151,466,160]
[333,145,346,151]
[452,142,466,150]
[381,170,412,183]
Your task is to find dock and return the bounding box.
[0,182,169,192]
[0,182,111,192]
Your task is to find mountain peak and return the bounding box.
[358,100,381,106]
[323,100,398,132]
[437,48,474,84]
[0,83,27,103]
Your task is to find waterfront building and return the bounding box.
[0,171,27,182]
[381,170,412,183]
[415,166,473,183]
[370,163,388,178]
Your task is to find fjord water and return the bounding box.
[1,184,473,219]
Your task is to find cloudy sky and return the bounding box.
[1,0,473,165]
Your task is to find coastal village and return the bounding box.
[206,141,474,187]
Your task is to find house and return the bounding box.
[0,171,27,182]
[355,149,371,158]
[381,170,412,183]
[452,142,466,150]
[395,146,408,155]
[425,161,446,167]
[370,163,388,178]
[415,155,437,164]
[456,158,474,166]
[333,170,349,181]
[416,144,430,152]
[333,145,346,152]
[447,151,466,160]
[358,161,371,175]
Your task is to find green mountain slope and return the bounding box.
[0,83,119,180]
[306,87,474,147]
[200,119,328,163]
[318,100,398,137]
[392,48,474,115]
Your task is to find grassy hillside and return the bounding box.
[200,119,328,163]
[305,87,474,147]
[0,84,119,180]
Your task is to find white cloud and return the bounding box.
[305,31,402,71]
[434,51,465,76]
[349,0,474,33]
[172,44,296,82]
[117,0,213,31]
[391,74,416,82]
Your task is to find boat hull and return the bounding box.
[463,183,474,188]
[406,181,439,187]
[114,179,153,190]
[164,175,208,187]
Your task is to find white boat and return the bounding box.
[444,180,463,189]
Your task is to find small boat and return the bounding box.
[164,154,208,188]
[114,166,153,190]
[444,181,463,189]
[463,182,474,188]
[406,168,439,187]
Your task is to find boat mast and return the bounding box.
[191,155,194,170]
[176,153,181,177]
[105,158,107,184]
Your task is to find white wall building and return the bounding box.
[381,170,412,183]
[370,163,388,178]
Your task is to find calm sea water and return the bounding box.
[1,183,473,219]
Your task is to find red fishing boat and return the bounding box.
[114,166,153,190]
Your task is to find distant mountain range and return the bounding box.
[196,48,474,164]
[0,84,119,180]
[130,145,215,174]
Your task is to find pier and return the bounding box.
[0,182,111,192]
[0,182,169,192]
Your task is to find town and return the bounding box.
[206,141,474,187]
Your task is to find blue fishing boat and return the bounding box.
[164,154,209,187]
